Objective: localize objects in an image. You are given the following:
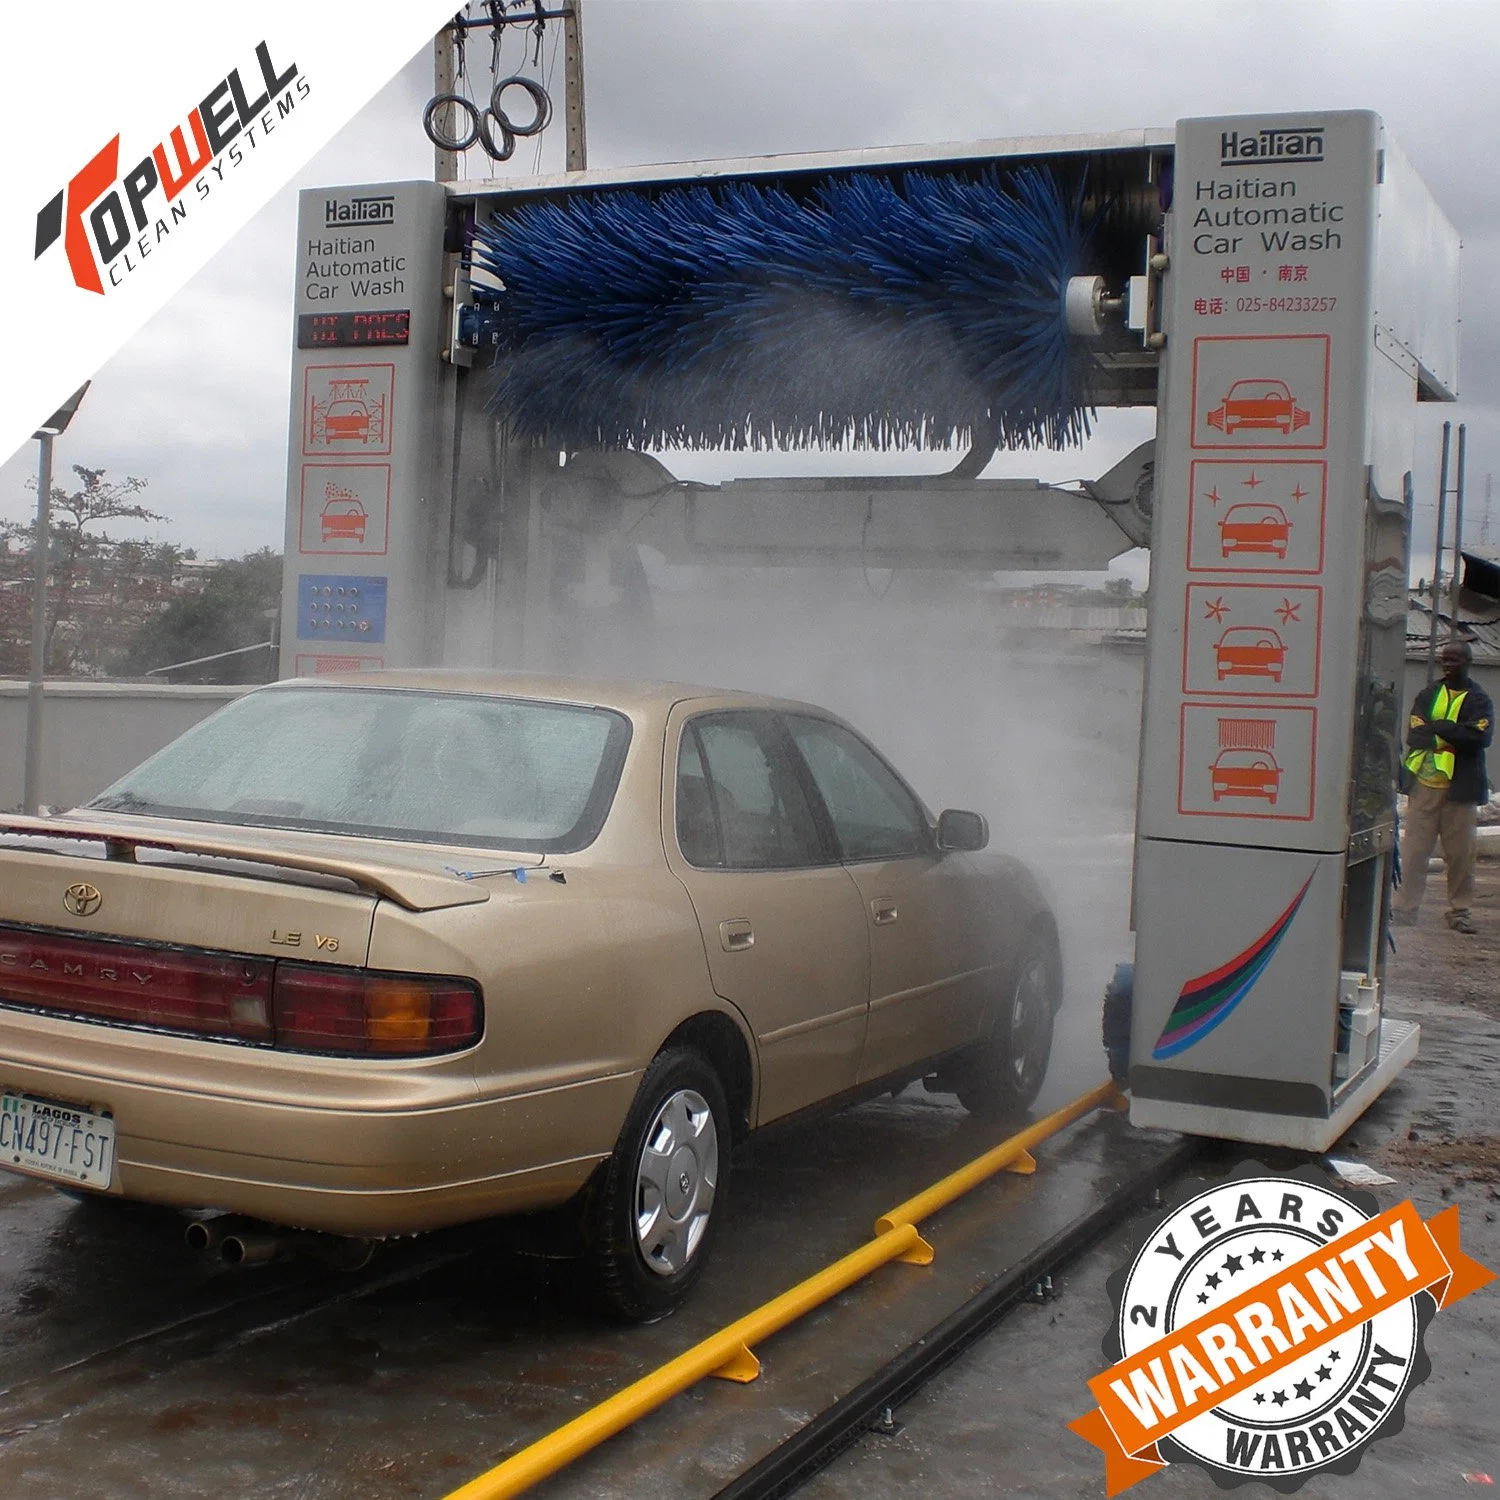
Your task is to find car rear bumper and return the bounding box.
[0,1052,640,1236]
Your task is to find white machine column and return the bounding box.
[1130,111,1458,1148]
[280,180,446,676]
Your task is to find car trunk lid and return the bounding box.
[0,812,533,917]
[0,814,512,1049]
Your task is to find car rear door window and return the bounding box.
[678,714,825,870]
[783,716,929,862]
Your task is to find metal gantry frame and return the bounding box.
[279,111,1459,1164]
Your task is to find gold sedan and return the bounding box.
[0,673,1059,1319]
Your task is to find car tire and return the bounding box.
[952,930,1059,1120]
[583,1047,730,1323]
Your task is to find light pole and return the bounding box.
[22,382,90,816]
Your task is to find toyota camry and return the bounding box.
[0,673,1060,1319]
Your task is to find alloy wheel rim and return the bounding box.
[634,1087,718,1277]
[1009,956,1053,1090]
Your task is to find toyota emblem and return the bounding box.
[63,882,103,917]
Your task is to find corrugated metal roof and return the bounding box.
[1406,594,1500,664]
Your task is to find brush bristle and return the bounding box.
[467,166,1096,452]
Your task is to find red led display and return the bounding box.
[297,310,410,349]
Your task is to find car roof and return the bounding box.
[266,668,831,718]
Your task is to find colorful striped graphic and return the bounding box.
[1151,873,1315,1060]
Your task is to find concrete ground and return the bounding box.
[803,862,1500,1500]
[0,833,1156,1499]
[3,837,1493,1499]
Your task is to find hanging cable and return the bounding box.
[531,0,547,64]
[534,21,563,172]
[423,0,559,166]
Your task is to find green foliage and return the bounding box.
[0,465,174,676]
[114,549,282,683]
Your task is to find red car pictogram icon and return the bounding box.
[1215,626,1288,682]
[320,493,367,544]
[1219,502,1291,558]
[1206,379,1311,435]
[1210,748,1283,803]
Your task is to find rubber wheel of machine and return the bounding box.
[584,1047,730,1323]
[954,931,1060,1120]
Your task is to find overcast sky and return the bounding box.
[3,0,1498,575]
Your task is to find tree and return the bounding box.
[0,465,176,676]
[114,549,283,683]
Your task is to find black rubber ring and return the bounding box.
[478,108,518,163]
[423,93,480,153]
[490,74,552,138]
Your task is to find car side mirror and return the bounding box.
[936,809,989,852]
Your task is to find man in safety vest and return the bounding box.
[1392,640,1493,933]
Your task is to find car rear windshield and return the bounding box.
[86,687,632,852]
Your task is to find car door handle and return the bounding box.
[719,918,755,952]
[871,900,899,926]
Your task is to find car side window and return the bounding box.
[783,715,929,862]
[676,730,722,867]
[677,714,825,870]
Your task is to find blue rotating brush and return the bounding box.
[465,166,1096,452]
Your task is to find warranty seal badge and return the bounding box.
[1070,1164,1495,1495]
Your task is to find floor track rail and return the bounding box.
[445,1081,1138,1500]
[712,1137,1201,1500]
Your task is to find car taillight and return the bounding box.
[272,964,482,1056]
[0,923,481,1057]
[0,926,273,1043]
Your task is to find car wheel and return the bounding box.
[584,1047,729,1323]
[953,931,1059,1119]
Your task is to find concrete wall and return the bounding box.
[1,650,1494,818]
[0,681,246,812]
[1402,659,1500,720]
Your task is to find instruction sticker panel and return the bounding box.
[1182,583,1322,698]
[293,653,385,675]
[1178,704,1317,822]
[299,464,391,556]
[1186,460,1326,574]
[302,364,394,455]
[1190,334,1330,450]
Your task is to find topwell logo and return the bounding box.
[1220,126,1326,166]
[34,41,305,294]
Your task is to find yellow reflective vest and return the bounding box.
[1404,684,1468,788]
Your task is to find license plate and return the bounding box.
[0,1091,116,1188]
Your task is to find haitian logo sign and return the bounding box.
[1070,1167,1494,1493]
[1220,127,1326,167]
[33,41,306,294]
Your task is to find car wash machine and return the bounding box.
[281,109,1459,1151]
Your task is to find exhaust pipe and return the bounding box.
[220,1226,283,1266]
[185,1214,373,1270]
[185,1213,259,1253]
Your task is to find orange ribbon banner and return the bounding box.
[1070,1203,1495,1495]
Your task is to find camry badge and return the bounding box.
[63,882,103,917]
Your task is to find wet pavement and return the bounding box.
[0,1097,1180,1498]
[802,926,1500,1499]
[0,835,1149,1498]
